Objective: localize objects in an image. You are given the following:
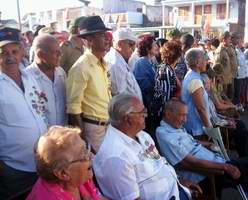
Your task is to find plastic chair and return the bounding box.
[203,127,248,200]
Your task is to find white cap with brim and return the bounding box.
[113,28,137,42]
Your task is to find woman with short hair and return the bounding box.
[133,36,158,134]
[182,48,212,137]
[27,126,104,200]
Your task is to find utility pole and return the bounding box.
[245,0,248,42]
[16,0,22,30]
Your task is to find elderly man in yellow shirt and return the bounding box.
[66,16,111,152]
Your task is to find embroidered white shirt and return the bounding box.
[26,63,66,126]
[0,68,47,172]
[93,125,187,200]
[105,48,142,101]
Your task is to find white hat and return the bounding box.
[113,28,137,42]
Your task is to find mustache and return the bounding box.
[5,58,18,65]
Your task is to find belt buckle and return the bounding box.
[98,119,104,126]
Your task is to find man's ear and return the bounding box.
[53,168,70,182]
[37,49,46,61]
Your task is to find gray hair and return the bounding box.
[32,34,58,55]
[185,48,204,69]
[164,99,186,114]
[35,126,89,183]
[108,93,139,126]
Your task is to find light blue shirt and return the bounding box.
[156,120,225,183]
[0,69,48,172]
[182,70,210,136]
[26,63,66,126]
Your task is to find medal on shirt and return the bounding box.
[144,141,161,160]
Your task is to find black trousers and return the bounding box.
[0,161,37,200]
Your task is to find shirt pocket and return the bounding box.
[0,100,24,125]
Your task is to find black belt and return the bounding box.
[81,117,108,126]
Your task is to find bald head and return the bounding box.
[32,34,58,55]
[32,34,61,68]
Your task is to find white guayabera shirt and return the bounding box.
[93,125,190,200]
[105,48,143,101]
[25,62,66,126]
[0,68,47,172]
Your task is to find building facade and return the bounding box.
[162,0,245,38]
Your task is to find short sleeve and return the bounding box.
[66,62,88,114]
[156,128,191,166]
[187,79,203,94]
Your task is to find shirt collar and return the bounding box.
[160,120,186,132]
[109,125,141,147]
[85,49,107,70]
[0,65,27,80]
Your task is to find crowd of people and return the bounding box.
[1,14,248,200]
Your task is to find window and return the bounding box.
[194,5,202,25]
[178,6,190,21]
[216,3,226,20]
[204,5,211,14]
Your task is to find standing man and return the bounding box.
[66,16,111,152]
[60,16,85,74]
[214,31,236,99]
[26,34,66,126]
[0,27,48,199]
[105,28,142,100]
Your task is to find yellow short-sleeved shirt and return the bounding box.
[66,50,111,120]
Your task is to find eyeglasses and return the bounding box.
[68,143,93,165]
[129,108,148,117]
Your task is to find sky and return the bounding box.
[1,0,151,21]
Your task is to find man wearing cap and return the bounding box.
[0,27,48,198]
[66,16,111,152]
[105,28,142,101]
[214,31,236,99]
[60,16,85,73]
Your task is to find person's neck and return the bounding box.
[36,62,55,82]
[112,124,138,140]
[61,182,81,200]
[91,49,105,63]
[3,66,23,88]
[116,49,128,63]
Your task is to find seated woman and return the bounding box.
[209,64,241,118]
[202,73,248,157]
[27,126,105,200]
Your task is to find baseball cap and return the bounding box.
[113,28,137,42]
[0,27,21,47]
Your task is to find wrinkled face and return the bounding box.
[0,43,22,72]
[126,99,146,132]
[66,137,93,187]
[223,36,231,47]
[118,40,135,61]
[167,105,188,129]
[41,40,61,68]
[91,31,110,54]
[197,53,207,72]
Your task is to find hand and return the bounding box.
[179,178,203,198]
[223,164,241,179]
